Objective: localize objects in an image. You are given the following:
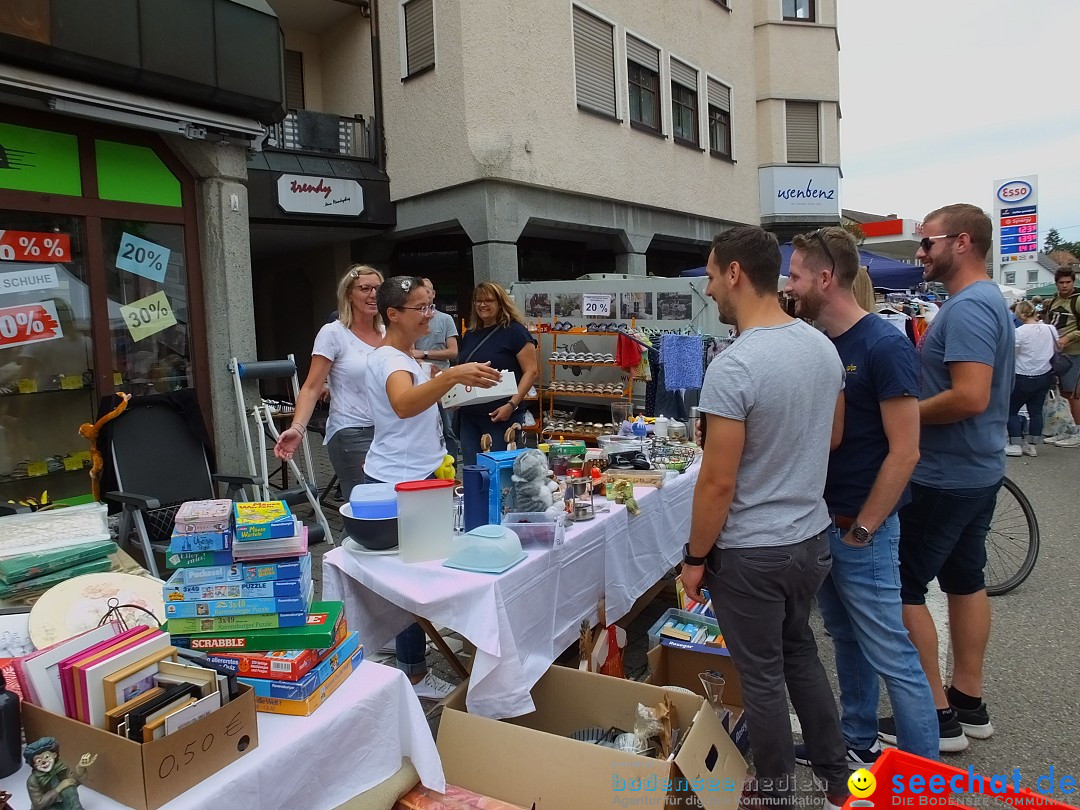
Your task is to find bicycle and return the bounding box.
[984,476,1039,596]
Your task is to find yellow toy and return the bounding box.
[78,392,131,501]
[433,454,456,480]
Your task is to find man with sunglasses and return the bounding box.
[878,204,1013,753]
[784,227,937,767]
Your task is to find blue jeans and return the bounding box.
[1007,372,1053,441]
[816,515,939,759]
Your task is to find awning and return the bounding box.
[0,63,266,145]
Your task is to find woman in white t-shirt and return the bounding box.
[1006,300,1057,457]
[363,275,501,700]
[273,265,383,499]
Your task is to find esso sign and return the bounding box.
[997,181,1033,203]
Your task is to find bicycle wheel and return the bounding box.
[985,476,1039,596]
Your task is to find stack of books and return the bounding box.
[163,500,362,715]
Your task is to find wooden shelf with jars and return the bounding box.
[542,331,633,423]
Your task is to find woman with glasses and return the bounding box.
[456,282,539,465]
[363,276,501,699]
[274,264,383,501]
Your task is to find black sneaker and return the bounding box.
[950,700,994,740]
[794,740,881,771]
[879,713,969,753]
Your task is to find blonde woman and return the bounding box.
[1006,300,1056,457]
[852,266,877,314]
[456,282,539,465]
[274,265,383,500]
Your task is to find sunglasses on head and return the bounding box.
[919,234,960,253]
[807,229,836,272]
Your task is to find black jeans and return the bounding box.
[704,533,849,808]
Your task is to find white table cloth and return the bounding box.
[0,660,445,809]
[323,461,700,719]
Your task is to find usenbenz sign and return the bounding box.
[276,174,365,216]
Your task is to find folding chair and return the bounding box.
[104,400,260,578]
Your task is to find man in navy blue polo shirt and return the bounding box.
[785,227,939,764]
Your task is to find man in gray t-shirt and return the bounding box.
[412,278,461,459]
[679,226,849,810]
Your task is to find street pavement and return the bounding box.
[294,432,1080,802]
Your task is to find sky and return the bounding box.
[836,0,1080,243]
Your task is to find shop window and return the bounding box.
[0,210,95,504]
[626,35,661,133]
[707,77,732,158]
[1004,271,1016,286]
[786,100,820,163]
[783,0,815,21]
[670,59,699,147]
[572,5,617,119]
[102,220,192,398]
[403,0,435,77]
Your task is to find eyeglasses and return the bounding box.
[475,299,497,306]
[808,229,836,272]
[396,304,436,315]
[919,234,960,253]
[351,284,378,295]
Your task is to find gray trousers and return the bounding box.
[326,426,374,502]
[704,533,849,807]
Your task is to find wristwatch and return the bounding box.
[422,350,429,360]
[851,524,871,545]
[682,543,707,566]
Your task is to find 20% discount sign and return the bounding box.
[0,301,64,350]
[120,291,178,342]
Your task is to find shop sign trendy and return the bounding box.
[276,174,364,217]
[0,300,63,350]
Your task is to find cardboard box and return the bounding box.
[441,370,518,409]
[437,665,747,810]
[646,644,748,756]
[22,683,259,810]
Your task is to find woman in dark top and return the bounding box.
[456,282,538,465]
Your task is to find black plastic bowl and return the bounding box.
[339,503,398,550]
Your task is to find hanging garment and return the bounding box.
[660,333,705,391]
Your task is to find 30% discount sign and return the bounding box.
[120,291,178,342]
[0,301,64,350]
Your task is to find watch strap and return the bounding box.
[682,543,707,566]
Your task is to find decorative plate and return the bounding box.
[28,572,165,648]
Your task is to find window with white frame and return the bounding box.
[1004,271,1016,286]
[403,0,435,77]
[626,35,661,132]
[1028,269,1040,283]
[783,0,815,21]
[707,77,732,158]
[670,59,699,147]
[572,6,617,118]
[785,100,819,163]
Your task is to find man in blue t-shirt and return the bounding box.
[784,227,938,766]
[879,204,1013,753]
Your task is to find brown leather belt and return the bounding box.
[832,514,856,530]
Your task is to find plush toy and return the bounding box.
[433,454,456,480]
[77,392,131,501]
[510,449,558,513]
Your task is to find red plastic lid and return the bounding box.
[395,479,456,492]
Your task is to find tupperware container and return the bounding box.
[339,503,398,550]
[502,512,566,548]
[396,479,456,563]
[443,525,526,574]
[174,499,233,533]
[349,483,397,519]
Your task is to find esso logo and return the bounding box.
[997,181,1032,203]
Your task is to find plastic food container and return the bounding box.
[349,483,397,519]
[396,479,456,563]
[502,512,566,548]
[339,503,398,550]
[174,499,233,533]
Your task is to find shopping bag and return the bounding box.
[1042,390,1074,437]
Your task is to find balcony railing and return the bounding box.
[265,110,373,160]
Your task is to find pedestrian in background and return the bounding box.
[680,226,849,810]
[1044,267,1080,446]
[1006,300,1056,457]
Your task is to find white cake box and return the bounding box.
[441,370,518,409]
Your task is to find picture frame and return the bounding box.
[102,646,180,711]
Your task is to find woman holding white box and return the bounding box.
[456,282,539,465]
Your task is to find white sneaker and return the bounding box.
[1022,444,1038,457]
[1047,432,1077,445]
[1056,434,1080,448]
[1005,444,1022,457]
[412,671,456,700]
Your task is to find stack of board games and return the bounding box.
[163,500,361,715]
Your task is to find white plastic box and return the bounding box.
[502,512,566,548]
[440,370,518,409]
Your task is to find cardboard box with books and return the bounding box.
[436,665,747,810]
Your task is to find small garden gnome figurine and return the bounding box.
[25,737,97,810]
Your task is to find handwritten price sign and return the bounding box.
[120,291,178,342]
[0,300,63,350]
[116,232,171,283]
[0,230,71,262]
